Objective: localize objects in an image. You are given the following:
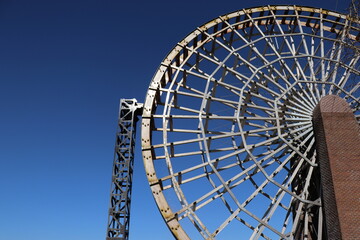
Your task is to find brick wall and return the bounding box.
[313,95,360,239]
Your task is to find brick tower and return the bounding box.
[313,95,360,239]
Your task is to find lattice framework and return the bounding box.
[107,99,143,240]
[141,5,360,239]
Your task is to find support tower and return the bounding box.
[106,99,143,240]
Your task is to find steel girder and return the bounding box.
[106,99,143,240]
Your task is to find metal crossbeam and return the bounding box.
[106,99,143,240]
[141,5,360,240]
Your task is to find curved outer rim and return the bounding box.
[141,5,359,239]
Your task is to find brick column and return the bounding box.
[312,95,360,240]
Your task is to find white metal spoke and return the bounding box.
[142,6,360,240]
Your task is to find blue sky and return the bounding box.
[0,0,351,239]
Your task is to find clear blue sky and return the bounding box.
[0,0,351,239]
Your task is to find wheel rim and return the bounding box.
[141,5,360,239]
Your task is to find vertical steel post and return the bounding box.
[106,99,143,240]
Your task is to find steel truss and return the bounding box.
[141,5,360,240]
[106,99,143,240]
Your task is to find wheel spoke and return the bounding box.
[142,6,360,239]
